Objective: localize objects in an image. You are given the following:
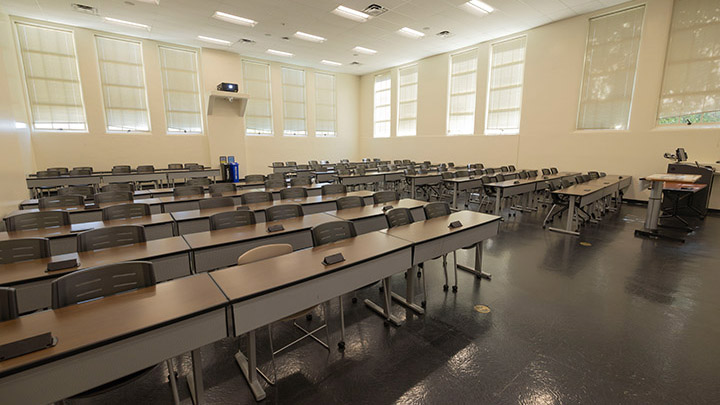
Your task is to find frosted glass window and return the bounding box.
[486,37,526,135]
[315,73,336,137]
[159,46,203,134]
[282,67,306,136]
[242,60,273,136]
[398,65,418,136]
[448,49,478,135]
[374,73,391,138]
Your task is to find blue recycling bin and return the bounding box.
[229,161,240,183]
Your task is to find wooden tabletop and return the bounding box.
[645,173,701,183]
[0,273,227,378]
[326,199,427,221]
[381,210,501,243]
[210,231,412,303]
[0,236,191,286]
[663,183,707,192]
[181,213,336,250]
[552,175,630,197]
[486,172,579,188]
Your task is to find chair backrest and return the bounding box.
[186,164,204,170]
[311,220,357,246]
[286,161,297,166]
[47,167,69,174]
[500,166,509,172]
[0,238,51,264]
[37,170,60,178]
[495,174,506,182]
[101,183,135,193]
[336,196,365,210]
[518,171,529,179]
[280,187,308,200]
[94,191,133,204]
[508,165,515,171]
[542,168,551,175]
[599,172,606,177]
[394,160,403,165]
[290,177,312,187]
[588,171,600,179]
[355,166,367,175]
[265,204,304,222]
[337,168,351,176]
[456,170,469,177]
[102,203,151,220]
[442,172,455,179]
[423,202,451,219]
[58,186,94,198]
[527,170,538,177]
[209,183,236,194]
[550,167,558,174]
[187,177,211,186]
[209,210,256,230]
[309,160,319,165]
[241,191,273,205]
[137,165,155,173]
[69,168,92,176]
[575,176,586,184]
[173,186,204,197]
[561,179,573,188]
[405,168,416,175]
[199,197,235,210]
[373,191,399,204]
[38,194,84,209]
[77,225,146,252]
[168,163,184,170]
[237,244,293,265]
[184,163,199,168]
[272,162,285,167]
[385,208,414,228]
[5,211,70,231]
[0,287,19,322]
[378,166,389,172]
[51,261,156,309]
[244,174,265,183]
[73,166,93,173]
[582,174,591,182]
[111,165,131,174]
[265,179,287,189]
[403,159,411,164]
[322,184,347,195]
[267,173,285,181]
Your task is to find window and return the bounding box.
[577,6,645,130]
[242,60,273,136]
[373,73,391,138]
[15,22,86,131]
[281,67,307,136]
[658,0,720,126]
[398,65,418,136]
[486,37,526,135]
[315,73,337,137]
[158,46,203,134]
[447,49,478,135]
[95,36,150,132]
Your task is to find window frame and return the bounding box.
[158,45,204,135]
[485,36,527,136]
[397,64,418,137]
[446,48,479,136]
[314,72,337,137]
[281,66,308,137]
[242,60,274,136]
[373,72,392,138]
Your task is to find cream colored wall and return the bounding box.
[358,0,720,207]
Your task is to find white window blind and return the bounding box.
[158,46,203,134]
[374,73,391,138]
[242,60,273,136]
[448,49,478,135]
[486,37,526,135]
[577,6,645,130]
[315,73,337,137]
[282,67,307,136]
[95,36,150,132]
[398,65,418,136]
[658,0,720,125]
[15,23,86,131]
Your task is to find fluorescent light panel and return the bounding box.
[294,31,326,43]
[332,5,370,22]
[103,17,151,31]
[398,27,424,38]
[197,35,232,46]
[321,60,342,66]
[266,49,293,57]
[136,0,159,4]
[466,0,494,14]
[213,11,257,27]
[353,46,377,55]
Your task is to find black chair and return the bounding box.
[508,165,516,171]
[384,207,414,228]
[209,183,237,194]
[58,186,94,198]
[136,165,155,173]
[241,191,273,205]
[265,204,303,222]
[209,210,256,230]
[280,187,308,199]
[244,174,265,183]
[0,238,51,264]
[267,173,284,181]
[588,171,600,180]
[424,202,462,292]
[101,183,135,193]
[187,177,211,187]
[272,162,284,168]
[286,161,297,166]
[38,195,85,209]
[69,168,92,176]
[184,163,199,168]
[72,166,93,174]
[37,170,60,178]
[111,165,131,174]
[336,196,365,210]
[94,191,133,204]
[77,225,146,252]
[47,167,68,174]
[550,167,558,174]
[290,177,312,187]
[173,186,204,197]
[5,211,70,231]
[373,191,399,204]
[265,179,287,189]
[168,163,183,170]
[102,203,151,220]
[0,287,19,321]
[542,168,551,175]
[322,184,347,195]
[518,171,529,179]
[199,197,235,210]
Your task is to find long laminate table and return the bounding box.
[325,199,427,234]
[484,172,581,215]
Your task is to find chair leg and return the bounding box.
[452,251,459,293]
[338,296,346,350]
[420,264,428,308]
[442,254,449,291]
[268,324,278,385]
[324,302,332,350]
[166,358,180,405]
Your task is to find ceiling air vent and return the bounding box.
[71,3,99,15]
[363,4,388,17]
[436,30,454,39]
[240,38,256,44]
[350,61,362,65]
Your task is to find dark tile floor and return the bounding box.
[76,203,720,404]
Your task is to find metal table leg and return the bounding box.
[364,277,403,326]
[549,195,579,236]
[457,242,492,279]
[235,330,267,401]
[390,266,425,314]
[186,349,205,405]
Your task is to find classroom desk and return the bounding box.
[184,213,337,272]
[485,172,580,215]
[210,231,413,401]
[634,174,701,242]
[325,199,427,234]
[549,175,632,236]
[335,172,385,188]
[25,175,102,198]
[0,213,175,255]
[0,236,193,313]
[405,174,443,199]
[443,176,485,209]
[8,198,166,225]
[165,168,221,187]
[0,273,227,405]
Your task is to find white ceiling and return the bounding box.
[1,0,627,74]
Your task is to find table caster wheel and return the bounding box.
[338,341,345,351]
[306,314,313,321]
[452,286,458,293]
[443,285,449,291]
[421,301,426,308]
[379,285,384,292]
[417,271,421,278]
[351,297,358,303]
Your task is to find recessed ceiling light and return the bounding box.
[321,60,342,66]
[103,17,151,31]
[294,31,326,43]
[466,0,494,14]
[197,35,232,46]
[213,11,257,27]
[398,27,425,39]
[332,5,370,22]
[136,0,159,4]
[266,49,293,57]
[352,46,377,55]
